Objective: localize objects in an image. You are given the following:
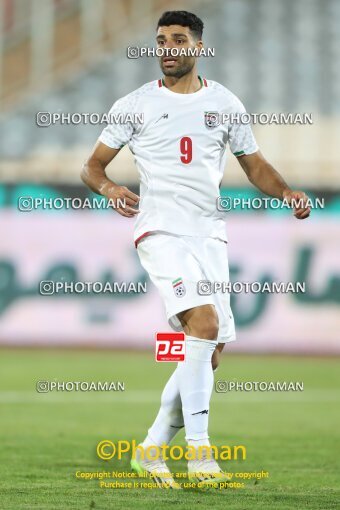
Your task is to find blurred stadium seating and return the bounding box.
[0,0,340,187]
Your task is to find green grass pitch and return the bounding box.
[0,349,339,510]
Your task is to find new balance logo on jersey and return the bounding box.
[191,409,209,415]
[155,113,169,123]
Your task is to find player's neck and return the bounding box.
[162,72,202,94]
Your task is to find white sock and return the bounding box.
[177,336,216,444]
[141,368,184,449]
[188,438,211,448]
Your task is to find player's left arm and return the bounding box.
[237,150,311,219]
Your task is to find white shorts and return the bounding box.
[137,232,236,344]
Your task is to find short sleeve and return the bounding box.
[99,96,134,149]
[228,99,258,157]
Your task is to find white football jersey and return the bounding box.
[99,78,258,243]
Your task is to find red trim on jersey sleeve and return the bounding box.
[135,231,153,248]
[203,78,208,87]
[158,79,162,87]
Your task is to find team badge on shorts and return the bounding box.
[204,111,220,128]
[172,277,186,298]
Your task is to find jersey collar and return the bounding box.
[158,76,208,96]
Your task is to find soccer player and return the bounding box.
[82,10,310,488]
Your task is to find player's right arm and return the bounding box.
[81,141,139,218]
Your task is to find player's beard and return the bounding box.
[160,58,195,79]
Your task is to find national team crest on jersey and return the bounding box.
[172,277,186,298]
[204,111,220,128]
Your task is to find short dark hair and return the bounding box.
[157,11,204,40]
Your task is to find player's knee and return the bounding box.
[211,350,220,370]
[211,360,219,371]
[212,343,224,370]
[195,312,219,340]
[179,305,219,340]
